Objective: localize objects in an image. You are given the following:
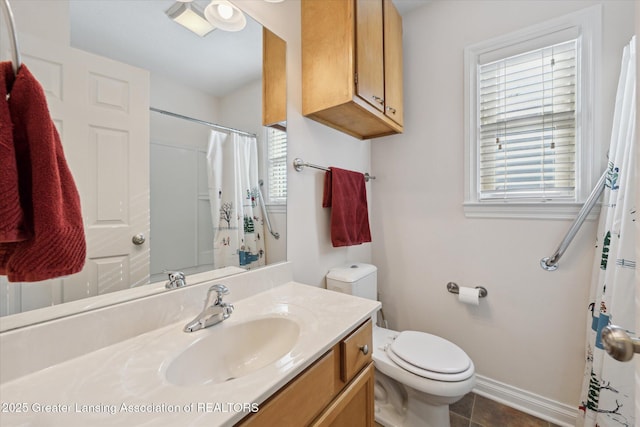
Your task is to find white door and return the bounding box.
[0,33,150,312]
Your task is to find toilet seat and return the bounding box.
[386,331,473,382]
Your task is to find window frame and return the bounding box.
[463,5,602,219]
[262,126,287,207]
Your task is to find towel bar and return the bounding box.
[293,158,376,182]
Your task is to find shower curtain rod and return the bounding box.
[150,107,257,138]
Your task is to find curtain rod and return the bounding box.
[150,107,257,138]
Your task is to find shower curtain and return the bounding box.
[577,37,636,427]
[206,130,265,270]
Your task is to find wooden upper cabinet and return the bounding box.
[355,0,385,113]
[302,0,404,140]
[383,0,403,126]
[262,28,287,127]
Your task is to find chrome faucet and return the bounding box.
[165,270,186,289]
[183,284,234,332]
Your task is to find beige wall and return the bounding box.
[370,0,634,408]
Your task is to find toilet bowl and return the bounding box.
[372,325,475,426]
[326,263,476,427]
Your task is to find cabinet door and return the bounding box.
[262,28,287,126]
[383,0,403,126]
[356,0,385,112]
[311,363,375,427]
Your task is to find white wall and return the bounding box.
[370,0,634,409]
[8,0,69,45]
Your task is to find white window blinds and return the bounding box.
[478,39,577,201]
[266,127,287,203]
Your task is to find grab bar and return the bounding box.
[258,180,280,240]
[540,169,607,271]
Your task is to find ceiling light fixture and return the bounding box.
[204,0,246,32]
[165,2,215,37]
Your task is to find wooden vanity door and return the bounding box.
[311,363,375,427]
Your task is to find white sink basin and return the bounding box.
[165,317,300,386]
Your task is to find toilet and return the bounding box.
[326,263,475,427]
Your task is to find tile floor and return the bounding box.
[449,393,563,427]
[374,392,564,426]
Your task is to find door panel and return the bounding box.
[355,0,384,112]
[383,0,403,126]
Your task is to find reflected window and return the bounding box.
[266,127,287,204]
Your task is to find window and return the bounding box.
[265,127,287,204]
[479,40,577,201]
[464,6,601,219]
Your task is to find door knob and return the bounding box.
[601,325,640,362]
[132,233,146,245]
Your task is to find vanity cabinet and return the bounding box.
[302,0,403,139]
[239,319,374,426]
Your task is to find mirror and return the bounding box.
[0,0,287,326]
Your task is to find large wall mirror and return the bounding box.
[0,0,287,329]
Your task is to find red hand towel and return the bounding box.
[322,167,372,247]
[0,62,28,242]
[0,64,86,282]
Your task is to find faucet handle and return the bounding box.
[164,270,186,289]
[222,303,234,319]
[206,284,230,305]
[210,284,229,296]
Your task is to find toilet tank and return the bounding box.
[326,263,377,301]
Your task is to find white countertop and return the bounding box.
[0,282,380,427]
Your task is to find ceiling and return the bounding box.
[69,0,431,98]
[69,0,262,97]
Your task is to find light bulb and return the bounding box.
[217,3,233,20]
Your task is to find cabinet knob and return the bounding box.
[359,344,369,355]
[386,106,397,114]
[372,95,384,105]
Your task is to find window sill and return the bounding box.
[265,203,286,214]
[463,201,600,220]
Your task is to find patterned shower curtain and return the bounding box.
[577,37,636,427]
[206,130,265,270]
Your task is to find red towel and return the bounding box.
[0,62,28,242]
[0,64,86,282]
[322,167,372,247]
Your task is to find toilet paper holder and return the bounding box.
[446,282,488,298]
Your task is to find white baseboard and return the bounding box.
[473,375,578,427]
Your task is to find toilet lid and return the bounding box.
[387,331,472,381]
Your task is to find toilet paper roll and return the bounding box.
[458,286,480,306]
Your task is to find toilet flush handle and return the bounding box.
[360,344,369,355]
